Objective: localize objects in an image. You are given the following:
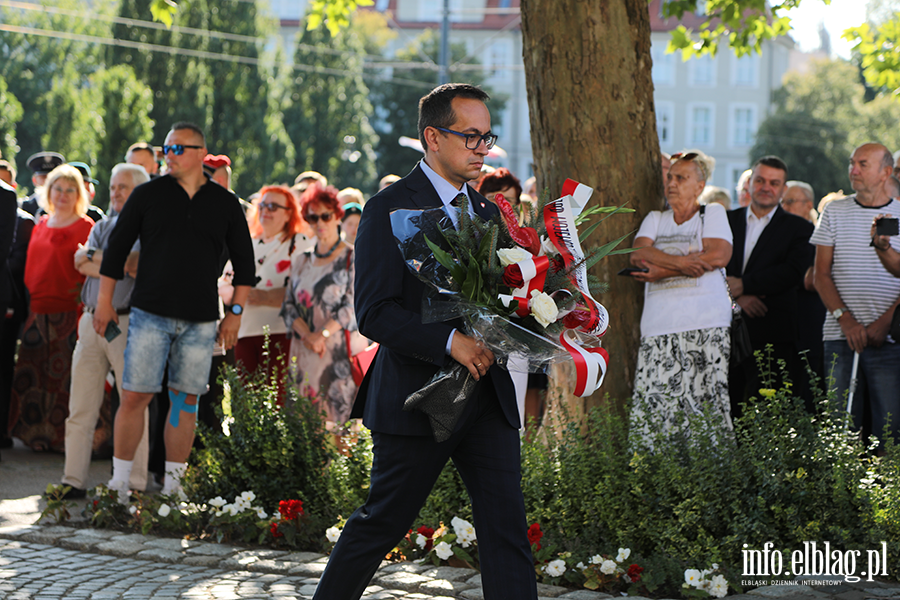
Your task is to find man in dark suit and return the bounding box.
[0,180,18,455]
[725,156,814,419]
[313,84,537,600]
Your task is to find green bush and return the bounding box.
[184,361,337,535]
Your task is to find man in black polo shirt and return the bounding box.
[94,122,256,499]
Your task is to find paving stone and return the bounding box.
[93,540,147,556]
[420,566,479,582]
[17,527,77,545]
[750,585,808,597]
[185,542,240,556]
[419,578,475,595]
[136,548,187,563]
[287,562,328,577]
[864,590,900,598]
[536,582,574,597]
[559,591,615,599]
[374,572,432,592]
[246,559,294,574]
[143,537,198,551]
[380,562,431,574]
[281,552,326,563]
[182,555,226,567]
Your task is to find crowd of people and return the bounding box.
[1,100,899,508]
[631,145,900,452]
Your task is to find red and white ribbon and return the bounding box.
[499,255,549,317]
[543,179,609,337]
[560,178,593,217]
[559,330,608,397]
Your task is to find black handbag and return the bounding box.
[891,304,900,341]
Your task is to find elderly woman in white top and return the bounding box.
[626,150,734,439]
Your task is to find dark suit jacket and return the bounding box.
[0,182,19,315]
[725,205,814,346]
[350,164,519,435]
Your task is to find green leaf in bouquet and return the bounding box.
[461,251,484,301]
[581,230,636,270]
[577,204,636,239]
[424,234,466,284]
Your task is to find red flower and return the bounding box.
[626,564,643,583]
[270,522,283,538]
[502,264,525,289]
[527,523,543,550]
[276,259,291,273]
[278,499,304,521]
[416,525,435,551]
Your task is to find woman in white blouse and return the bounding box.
[627,150,734,440]
[232,185,309,381]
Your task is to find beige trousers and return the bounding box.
[63,312,150,490]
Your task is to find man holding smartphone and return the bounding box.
[811,142,900,449]
[60,163,151,498]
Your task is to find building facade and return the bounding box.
[270,0,793,194]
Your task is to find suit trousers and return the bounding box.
[63,312,149,490]
[313,378,537,600]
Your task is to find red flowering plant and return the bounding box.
[268,498,310,547]
[527,522,543,552]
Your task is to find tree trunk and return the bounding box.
[521,0,662,410]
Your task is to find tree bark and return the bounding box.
[521,0,662,409]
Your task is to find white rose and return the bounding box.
[545,559,566,577]
[434,541,453,561]
[325,527,341,543]
[529,290,559,328]
[616,547,631,562]
[415,534,427,549]
[497,246,533,267]
[590,554,603,564]
[600,559,617,575]
[157,504,171,518]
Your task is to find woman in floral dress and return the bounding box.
[281,183,368,432]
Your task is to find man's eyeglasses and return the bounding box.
[162,144,203,156]
[435,127,498,151]
[305,212,333,224]
[259,202,287,212]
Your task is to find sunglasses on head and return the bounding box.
[259,202,287,212]
[162,144,203,156]
[670,151,699,161]
[305,212,333,224]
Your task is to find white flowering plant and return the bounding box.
[416,517,480,569]
[682,565,733,599]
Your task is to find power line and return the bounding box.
[0,24,436,88]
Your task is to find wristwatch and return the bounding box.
[229,304,243,316]
[321,329,331,338]
[86,248,96,262]
[832,307,849,321]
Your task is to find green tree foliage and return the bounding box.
[0,0,112,190]
[368,29,501,183]
[0,76,23,163]
[282,14,379,192]
[751,58,900,200]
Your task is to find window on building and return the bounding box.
[732,53,759,87]
[730,105,756,147]
[688,104,714,146]
[485,39,513,82]
[651,45,675,86]
[688,54,716,86]
[655,101,674,147]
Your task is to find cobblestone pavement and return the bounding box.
[2,525,900,600]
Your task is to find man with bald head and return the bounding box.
[811,142,900,449]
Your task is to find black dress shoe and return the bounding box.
[61,487,87,500]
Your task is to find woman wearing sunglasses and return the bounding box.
[281,183,368,438]
[229,185,308,383]
[626,149,734,442]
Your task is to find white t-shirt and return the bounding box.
[809,195,900,342]
[238,233,311,339]
[636,203,734,338]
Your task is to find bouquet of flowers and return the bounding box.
[391,179,632,441]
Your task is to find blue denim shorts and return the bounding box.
[122,307,218,396]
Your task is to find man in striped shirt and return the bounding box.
[811,142,900,449]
